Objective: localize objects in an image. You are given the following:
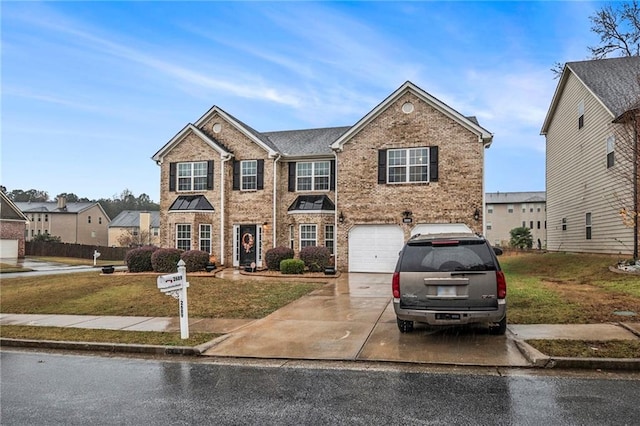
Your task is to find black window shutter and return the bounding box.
[207,160,214,190]
[169,162,176,192]
[330,160,336,190]
[429,146,439,182]
[377,150,387,184]
[257,159,264,190]
[232,160,240,190]
[288,162,296,192]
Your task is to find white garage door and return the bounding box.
[0,239,19,259]
[348,225,404,273]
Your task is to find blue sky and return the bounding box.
[2,1,604,202]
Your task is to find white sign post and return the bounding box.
[157,259,189,339]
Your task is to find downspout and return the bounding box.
[634,114,638,260]
[220,154,233,265]
[272,154,281,248]
[333,149,339,269]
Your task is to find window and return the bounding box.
[387,148,429,183]
[487,205,493,214]
[176,224,191,250]
[200,224,212,253]
[530,208,534,213]
[529,221,534,229]
[99,217,102,224]
[297,161,330,191]
[537,221,541,229]
[522,221,526,228]
[241,160,258,191]
[152,228,160,237]
[578,100,584,129]
[178,161,208,191]
[562,218,567,231]
[522,204,526,213]
[44,214,48,222]
[586,213,592,240]
[486,222,492,231]
[88,216,91,224]
[607,136,615,168]
[537,207,541,213]
[289,225,295,250]
[300,224,317,248]
[507,205,514,214]
[37,214,41,222]
[325,225,334,254]
[133,229,139,236]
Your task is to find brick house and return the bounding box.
[0,191,28,259]
[152,81,493,272]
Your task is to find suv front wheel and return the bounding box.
[397,318,414,333]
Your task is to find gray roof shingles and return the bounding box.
[568,56,640,118]
[15,202,97,214]
[109,210,160,228]
[485,191,546,204]
[263,126,351,157]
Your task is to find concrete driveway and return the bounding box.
[203,272,531,367]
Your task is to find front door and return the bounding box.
[239,224,257,268]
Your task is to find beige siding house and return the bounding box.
[541,57,640,256]
[15,198,110,246]
[108,210,160,247]
[484,192,546,248]
[152,81,493,272]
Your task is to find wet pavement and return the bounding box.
[2,267,639,369]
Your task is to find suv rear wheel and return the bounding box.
[488,316,507,335]
[397,318,414,333]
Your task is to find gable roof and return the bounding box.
[15,201,105,215]
[541,56,640,133]
[0,192,28,222]
[485,191,546,204]
[331,81,493,151]
[108,210,160,228]
[152,123,233,163]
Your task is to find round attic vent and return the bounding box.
[402,102,414,114]
[213,123,222,133]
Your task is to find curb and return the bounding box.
[0,338,202,356]
[513,338,640,371]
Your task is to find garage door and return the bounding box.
[348,225,404,273]
[0,239,19,259]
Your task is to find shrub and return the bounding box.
[151,248,183,273]
[265,246,294,270]
[299,246,331,272]
[181,250,211,272]
[125,246,158,272]
[280,258,305,274]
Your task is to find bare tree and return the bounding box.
[589,0,640,58]
[552,1,639,77]
[117,229,152,248]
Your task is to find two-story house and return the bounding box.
[484,191,546,248]
[152,81,493,272]
[15,197,110,246]
[541,56,640,256]
[108,210,161,247]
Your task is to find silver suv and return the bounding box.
[392,229,507,335]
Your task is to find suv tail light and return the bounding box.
[392,272,400,298]
[496,271,507,299]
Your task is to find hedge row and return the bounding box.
[265,245,332,274]
[125,247,211,273]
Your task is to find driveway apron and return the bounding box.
[202,273,531,367]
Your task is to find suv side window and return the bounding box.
[401,240,496,272]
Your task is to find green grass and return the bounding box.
[527,339,640,358]
[0,272,325,318]
[0,325,217,346]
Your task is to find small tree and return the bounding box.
[116,229,151,247]
[509,227,533,249]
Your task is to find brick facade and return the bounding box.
[154,82,491,271]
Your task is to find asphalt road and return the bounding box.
[2,349,639,425]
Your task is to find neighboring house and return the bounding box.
[15,198,110,246]
[541,56,640,256]
[152,81,493,272]
[0,191,28,259]
[108,210,161,247]
[484,191,546,248]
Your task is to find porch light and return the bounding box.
[474,208,480,221]
[338,212,345,223]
